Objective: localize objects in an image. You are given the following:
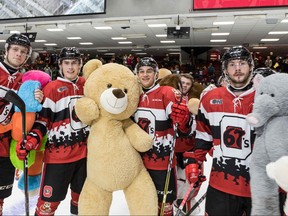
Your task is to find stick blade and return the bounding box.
[4,90,25,112]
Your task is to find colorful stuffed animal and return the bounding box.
[266,156,288,215]
[10,70,50,196]
[75,59,158,215]
[247,73,288,215]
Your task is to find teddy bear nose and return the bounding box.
[112,89,125,98]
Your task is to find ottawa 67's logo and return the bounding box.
[134,109,156,137]
[220,115,252,160]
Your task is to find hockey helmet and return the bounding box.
[222,46,254,71]
[59,47,81,62]
[135,57,159,73]
[5,33,32,56]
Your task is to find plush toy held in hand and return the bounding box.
[11,70,50,196]
[247,73,288,215]
[75,59,158,215]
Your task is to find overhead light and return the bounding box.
[213,21,234,25]
[94,26,112,30]
[210,39,227,42]
[104,53,115,56]
[47,29,64,32]
[211,32,230,36]
[131,49,142,52]
[160,40,175,43]
[44,43,57,46]
[35,24,57,28]
[268,31,288,35]
[148,24,167,28]
[260,38,279,41]
[35,40,47,42]
[167,48,180,51]
[135,53,147,55]
[68,22,92,26]
[169,52,180,55]
[253,46,267,49]
[104,19,130,25]
[97,49,109,52]
[156,34,167,37]
[79,42,93,45]
[235,14,266,19]
[111,37,127,40]
[121,34,147,38]
[10,30,21,34]
[32,48,44,51]
[118,41,132,44]
[281,19,288,23]
[0,40,5,42]
[67,37,82,40]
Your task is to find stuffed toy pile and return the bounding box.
[75,59,158,215]
[246,73,288,215]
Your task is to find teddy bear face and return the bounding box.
[84,63,141,120]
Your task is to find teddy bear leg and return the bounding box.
[78,178,112,215]
[124,168,158,215]
[250,150,280,215]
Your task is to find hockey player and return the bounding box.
[184,46,256,215]
[133,57,191,216]
[173,73,204,215]
[0,33,43,215]
[16,47,89,216]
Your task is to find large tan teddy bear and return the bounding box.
[75,59,158,215]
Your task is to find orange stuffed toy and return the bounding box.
[8,70,50,195]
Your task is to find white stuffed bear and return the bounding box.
[247,73,288,215]
[266,156,288,215]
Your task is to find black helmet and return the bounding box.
[222,46,254,70]
[254,67,276,77]
[59,47,81,62]
[5,33,32,55]
[135,57,158,73]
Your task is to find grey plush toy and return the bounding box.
[247,73,288,215]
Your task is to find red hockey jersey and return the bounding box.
[0,63,22,157]
[195,86,255,197]
[33,77,89,164]
[133,84,182,170]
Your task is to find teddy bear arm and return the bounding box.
[122,118,153,152]
[75,97,100,125]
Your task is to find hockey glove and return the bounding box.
[185,163,200,184]
[16,130,42,161]
[183,152,202,184]
[170,103,190,131]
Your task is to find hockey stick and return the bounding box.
[185,192,207,216]
[175,174,206,216]
[175,183,196,216]
[4,90,29,216]
[160,79,184,216]
[160,123,178,216]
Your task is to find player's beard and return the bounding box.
[229,72,251,88]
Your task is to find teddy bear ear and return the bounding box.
[158,68,172,80]
[188,98,200,115]
[82,59,103,79]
